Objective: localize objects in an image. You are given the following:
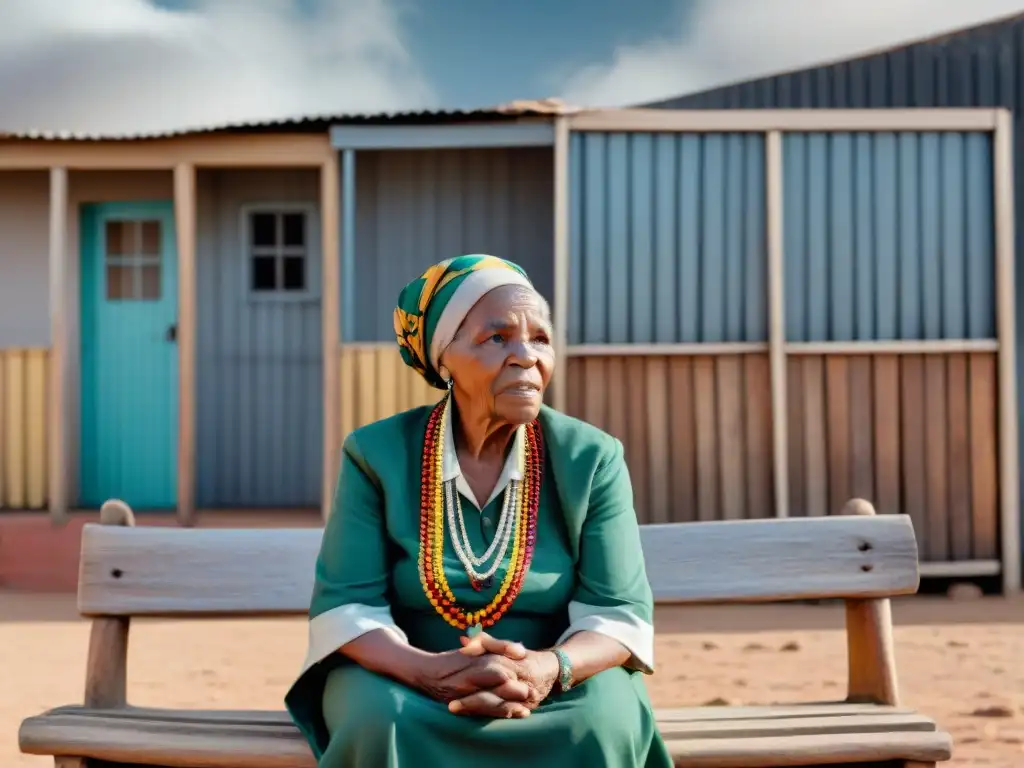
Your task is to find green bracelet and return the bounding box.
[551,647,574,693]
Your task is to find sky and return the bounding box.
[1,0,1024,133]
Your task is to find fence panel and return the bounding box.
[0,348,48,510]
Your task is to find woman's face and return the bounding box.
[441,284,554,425]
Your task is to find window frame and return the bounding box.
[103,218,165,302]
[240,203,320,303]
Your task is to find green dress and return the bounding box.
[285,404,672,768]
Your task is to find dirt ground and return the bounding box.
[2,592,1022,767]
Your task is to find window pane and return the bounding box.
[282,256,305,291]
[140,220,161,257]
[251,256,277,291]
[251,213,277,248]
[105,221,132,257]
[106,264,134,300]
[282,213,305,247]
[139,265,161,299]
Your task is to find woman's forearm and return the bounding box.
[555,630,633,684]
[339,628,434,689]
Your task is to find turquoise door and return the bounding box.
[80,201,178,509]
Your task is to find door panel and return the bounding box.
[80,201,178,509]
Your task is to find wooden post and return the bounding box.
[841,498,900,706]
[321,153,340,522]
[551,116,570,412]
[993,109,1020,594]
[47,167,69,524]
[83,500,135,708]
[173,164,197,526]
[766,131,789,518]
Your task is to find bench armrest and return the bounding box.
[82,501,135,709]
[842,499,900,706]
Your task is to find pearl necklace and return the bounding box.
[446,480,518,584]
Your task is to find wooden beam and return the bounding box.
[47,167,69,523]
[0,134,333,170]
[786,339,999,355]
[551,116,570,412]
[320,154,340,522]
[173,164,197,526]
[330,122,555,150]
[568,108,1002,133]
[766,131,789,519]
[993,109,1020,594]
[566,342,767,357]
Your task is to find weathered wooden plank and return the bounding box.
[743,354,773,519]
[76,514,920,615]
[20,710,951,768]
[606,357,628,449]
[355,347,376,428]
[582,356,606,428]
[848,357,874,502]
[785,356,806,517]
[872,355,901,517]
[375,347,398,423]
[693,357,719,522]
[659,731,951,767]
[338,350,356,443]
[42,701,918,727]
[826,356,852,514]
[900,356,927,550]
[716,356,745,520]
[968,353,999,560]
[626,357,650,523]
[923,356,949,560]
[668,357,697,523]
[645,357,671,525]
[945,354,972,561]
[801,358,828,517]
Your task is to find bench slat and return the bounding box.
[39,701,919,726]
[19,705,951,768]
[77,515,919,616]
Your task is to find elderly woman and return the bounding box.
[286,255,671,767]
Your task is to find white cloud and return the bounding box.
[0,0,436,134]
[560,0,1024,107]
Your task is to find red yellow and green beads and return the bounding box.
[417,394,543,631]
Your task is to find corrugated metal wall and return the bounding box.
[195,169,323,508]
[783,131,995,341]
[568,132,766,344]
[348,147,554,342]
[566,130,772,524]
[565,125,1001,568]
[0,349,48,509]
[644,15,1021,567]
[0,172,49,347]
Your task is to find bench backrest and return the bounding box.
[77,513,920,617]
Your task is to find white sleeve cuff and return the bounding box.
[300,603,408,674]
[555,601,655,673]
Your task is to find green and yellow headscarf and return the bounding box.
[394,255,534,389]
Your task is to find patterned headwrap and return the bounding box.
[394,254,534,389]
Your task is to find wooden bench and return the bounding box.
[20,497,953,768]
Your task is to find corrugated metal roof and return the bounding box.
[0,98,575,142]
[641,10,1024,109]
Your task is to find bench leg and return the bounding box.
[55,759,86,768]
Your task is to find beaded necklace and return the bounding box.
[417,393,543,632]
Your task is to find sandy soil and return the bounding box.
[2,592,1022,767]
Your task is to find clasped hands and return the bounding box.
[420,631,560,719]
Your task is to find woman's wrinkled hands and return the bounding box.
[446,632,560,719]
[416,636,533,718]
